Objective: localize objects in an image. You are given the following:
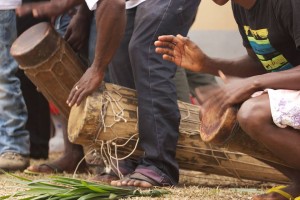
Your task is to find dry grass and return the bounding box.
[0,153,273,200]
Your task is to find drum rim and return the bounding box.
[11,22,52,56]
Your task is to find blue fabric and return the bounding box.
[0,10,30,155]
[109,0,201,185]
[55,14,72,37]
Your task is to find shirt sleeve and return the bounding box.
[85,0,98,10]
[231,2,251,49]
[274,0,300,50]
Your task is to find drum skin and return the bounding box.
[11,22,86,120]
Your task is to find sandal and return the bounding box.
[266,185,294,200]
[129,172,162,187]
[111,172,172,188]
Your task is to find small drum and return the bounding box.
[68,83,288,184]
[11,22,86,120]
[200,102,289,168]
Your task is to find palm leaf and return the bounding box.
[1,173,170,200]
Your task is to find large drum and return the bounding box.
[68,82,288,184]
[200,102,289,167]
[11,22,86,120]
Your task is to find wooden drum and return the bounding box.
[68,83,288,184]
[200,102,289,168]
[11,22,86,120]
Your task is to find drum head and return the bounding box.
[11,22,58,67]
[200,105,238,144]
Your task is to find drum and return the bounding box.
[200,102,289,167]
[10,22,86,120]
[68,82,288,184]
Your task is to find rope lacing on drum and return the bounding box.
[83,85,139,179]
[179,102,201,136]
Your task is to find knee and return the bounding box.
[128,39,141,57]
[237,97,271,138]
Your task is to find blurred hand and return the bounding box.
[200,76,258,117]
[154,34,206,72]
[64,9,91,51]
[16,0,83,18]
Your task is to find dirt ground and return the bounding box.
[0,153,276,200]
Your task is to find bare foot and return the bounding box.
[111,172,162,188]
[25,145,88,174]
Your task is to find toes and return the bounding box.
[110,180,121,186]
[133,180,152,188]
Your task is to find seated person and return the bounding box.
[155,0,300,199]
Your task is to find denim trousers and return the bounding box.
[0,10,30,155]
[109,0,201,185]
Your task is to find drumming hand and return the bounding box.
[65,5,92,51]
[154,34,206,72]
[201,77,258,116]
[67,66,104,107]
[16,0,83,18]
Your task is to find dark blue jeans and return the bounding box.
[109,0,201,185]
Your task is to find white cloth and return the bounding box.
[252,89,300,129]
[0,0,22,10]
[85,0,145,10]
[126,0,145,9]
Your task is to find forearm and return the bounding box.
[247,65,300,91]
[202,53,266,78]
[91,0,126,73]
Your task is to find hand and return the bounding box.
[154,34,206,72]
[66,66,104,107]
[64,5,92,51]
[200,76,258,117]
[64,14,91,51]
[16,0,83,18]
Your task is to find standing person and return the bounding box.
[155,0,300,198]
[106,0,201,188]
[0,0,30,171]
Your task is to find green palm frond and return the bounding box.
[0,173,170,200]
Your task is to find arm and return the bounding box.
[155,34,266,78]
[155,34,300,111]
[16,0,84,18]
[64,3,93,51]
[66,0,126,106]
[203,65,300,114]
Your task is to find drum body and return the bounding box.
[11,22,85,119]
[200,103,289,168]
[68,83,288,184]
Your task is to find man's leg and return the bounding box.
[108,8,135,89]
[238,94,300,199]
[111,0,201,187]
[0,10,30,171]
